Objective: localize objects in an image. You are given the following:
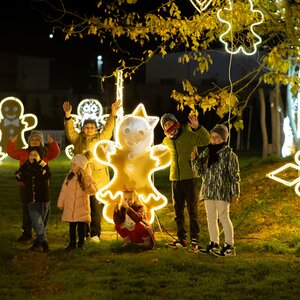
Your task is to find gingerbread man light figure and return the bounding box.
[0,97,37,160]
[65,98,109,159]
[94,103,171,224]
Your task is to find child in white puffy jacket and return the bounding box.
[57,151,97,250]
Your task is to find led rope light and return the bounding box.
[189,0,213,12]
[0,96,37,160]
[267,150,300,196]
[93,103,171,224]
[217,0,264,55]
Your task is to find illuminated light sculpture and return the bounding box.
[94,103,171,224]
[115,70,124,140]
[0,96,37,160]
[267,150,300,196]
[189,0,212,12]
[65,98,109,159]
[217,0,264,55]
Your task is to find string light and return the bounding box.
[217,0,264,55]
[93,103,171,224]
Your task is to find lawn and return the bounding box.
[1,153,300,299]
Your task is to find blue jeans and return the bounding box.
[28,202,50,243]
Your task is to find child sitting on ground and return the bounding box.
[113,188,155,250]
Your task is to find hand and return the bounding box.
[10,135,18,143]
[231,196,239,205]
[47,135,54,143]
[188,115,199,130]
[191,151,197,160]
[63,101,72,118]
[111,100,122,116]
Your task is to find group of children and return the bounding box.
[8,103,240,257]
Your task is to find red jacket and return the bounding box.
[7,139,60,166]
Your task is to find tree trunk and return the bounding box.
[259,88,268,158]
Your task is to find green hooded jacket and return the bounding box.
[162,124,210,181]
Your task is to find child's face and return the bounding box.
[164,120,175,132]
[29,150,40,163]
[29,137,41,147]
[210,132,225,145]
[82,123,97,136]
[123,192,133,205]
[71,163,80,173]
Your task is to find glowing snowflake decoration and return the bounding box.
[267,151,300,196]
[217,0,264,55]
[93,103,171,224]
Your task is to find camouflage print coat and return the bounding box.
[191,145,240,202]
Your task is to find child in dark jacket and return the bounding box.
[113,188,155,250]
[15,146,51,252]
[8,131,60,242]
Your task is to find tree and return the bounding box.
[38,0,300,137]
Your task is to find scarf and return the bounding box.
[207,142,226,168]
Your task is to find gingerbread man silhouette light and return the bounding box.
[94,103,171,224]
[0,97,37,160]
[65,98,109,159]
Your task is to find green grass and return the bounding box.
[1,154,300,299]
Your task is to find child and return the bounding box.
[160,113,210,252]
[57,151,97,250]
[15,146,51,252]
[7,131,60,242]
[63,100,121,243]
[191,124,240,257]
[113,188,155,250]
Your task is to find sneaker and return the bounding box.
[90,236,100,243]
[167,239,188,248]
[41,240,49,253]
[17,232,32,243]
[189,239,199,253]
[65,244,76,251]
[29,240,41,251]
[213,243,236,257]
[78,243,85,249]
[199,241,220,254]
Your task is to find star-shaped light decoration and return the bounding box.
[217,0,264,55]
[93,103,171,224]
[267,150,300,196]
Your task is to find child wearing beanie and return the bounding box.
[161,112,210,252]
[191,124,240,257]
[7,131,60,243]
[57,151,97,250]
[15,147,51,252]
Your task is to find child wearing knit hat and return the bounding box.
[15,147,51,252]
[191,124,240,257]
[7,131,60,243]
[57,151,97,250]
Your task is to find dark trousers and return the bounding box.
[85,195,103,238]
[69,222,85,247]
[20,186,32,235]
[171,179,200,241]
